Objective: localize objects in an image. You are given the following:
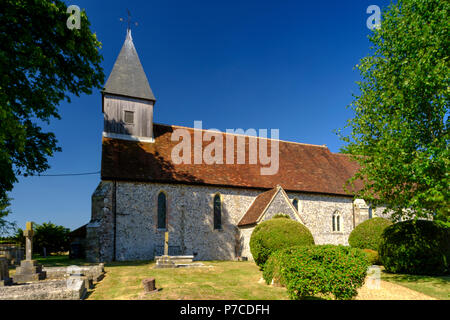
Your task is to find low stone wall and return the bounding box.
[43,264,105,283]
[0,279,86,300]
[0,263,104,300]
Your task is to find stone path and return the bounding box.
[356,279,435,300]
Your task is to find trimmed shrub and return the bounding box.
[362,249,380,265]
[262,250,285,286]
[250,218,314,269]
[349,217,393,251]
[264,245,369,300]
[379,219,450,275]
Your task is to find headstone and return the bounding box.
[12,222,46,283]
[142,277,157,293]
[0,256,12,286]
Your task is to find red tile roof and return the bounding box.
[237,187,279,227]
[101,123,362,196]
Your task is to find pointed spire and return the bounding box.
[103,29,156,102]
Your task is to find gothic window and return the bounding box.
[292,198,299,211]
[157,191,167,229]
[332,211,341,232]
[213,194,222,230]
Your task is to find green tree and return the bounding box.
[0,197,15,235]
[0,0,104,202]
[33,222,71,255]
[339,0,449,223]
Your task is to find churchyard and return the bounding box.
[1,219,449,300]
[3,254,446,300]
[88,260,448,300]
[41,257,450,300]
[0,222,105,300]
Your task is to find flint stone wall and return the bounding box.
[86,181,390,262]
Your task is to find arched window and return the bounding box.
[213,194,222,230]
[332,211,341,232]
[157,192,167,229]
[292,198,299,211]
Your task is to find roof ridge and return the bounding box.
[153,122,329,149]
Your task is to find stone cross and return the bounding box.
[13,221,46,283]
[23,222,34,261]
[164,231,169,256]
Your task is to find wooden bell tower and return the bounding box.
[102,28,156,143]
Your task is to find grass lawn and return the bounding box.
[380,268,450,300]
[87,261,288,300]
[12,255,449,300]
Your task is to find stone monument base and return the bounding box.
[154,256,176,269]
[154,255,195,269]
[13,260,46,283]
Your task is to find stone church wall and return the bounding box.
[86,181,387,262]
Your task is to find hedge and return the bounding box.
[263,245,370,300]
[348,217,393,251]
[379,219,450,275]
[362,249,380,265]
[249,218,314,269]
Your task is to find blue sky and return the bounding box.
[7,0,392,232]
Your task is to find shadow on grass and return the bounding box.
[31,255,155,269]
[34,254,95,267]
[301,296,328,300]
[84,283,100,300]
[104,260,155,268]
[381,269,450,286]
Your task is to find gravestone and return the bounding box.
[142,278,157,293]
[0,256,12,286]
[13,222,46,283]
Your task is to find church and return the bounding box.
[80,29,387,262]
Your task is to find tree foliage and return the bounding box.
[0,0,104,202]
[0,197,15,235]
[338,0,449,222]
[14,221,70,255]
[379,220,450,275]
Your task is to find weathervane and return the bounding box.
[120,9,138,31]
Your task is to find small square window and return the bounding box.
[124,111,134,124]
